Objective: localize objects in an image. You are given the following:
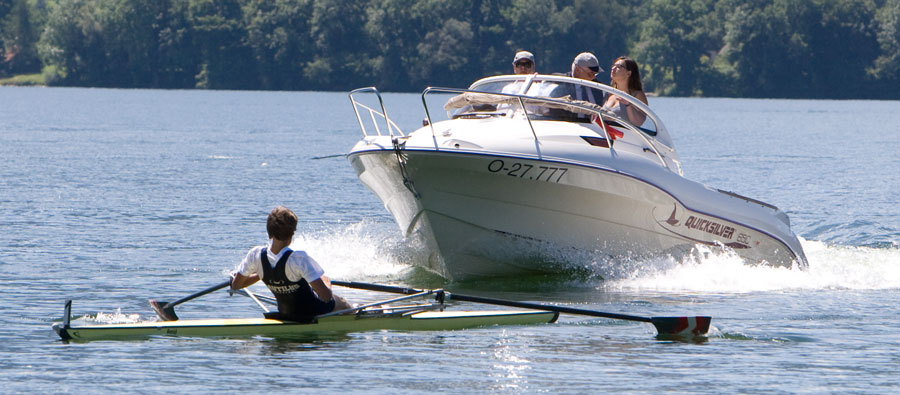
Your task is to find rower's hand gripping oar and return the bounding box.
[149,280,232,321]
[331,280,711,337]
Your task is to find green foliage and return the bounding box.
[635,0,727,96]
[0,71,43,84]
[38,0,106,86]
[718,0,879,98]
[1,0,897,97]
[0,0,41,75]
[872,0,900,85]
[243,0,313,90]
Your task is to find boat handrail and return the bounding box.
[421,86,672,171]
[349,87,404,138]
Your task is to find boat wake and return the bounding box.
[607,238,900,293]
[303,222,900,293]
[78,309,142,325]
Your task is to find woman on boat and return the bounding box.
[230,206,351,321]
[603,56,648,126]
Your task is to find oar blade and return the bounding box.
[650,316,711,338]
[149,300,178,321]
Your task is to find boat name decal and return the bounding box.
[655,204,750,249]
[487,159,567,183]
[684,215,735,239]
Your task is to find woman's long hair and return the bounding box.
[612,56,643,93]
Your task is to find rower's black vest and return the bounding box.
[259,248,334,320]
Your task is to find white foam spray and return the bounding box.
[291,220,410,280]
[608,238,900,293]
[82,308,142,324]
[292,222,900,294]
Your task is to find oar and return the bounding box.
[149,280,232,321]
[242,288,271,313]
[331,280,711,337]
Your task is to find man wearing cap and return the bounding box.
[571,52,603,81]
[544,52,606,121]
[500,50,538,102]
[569,52,604,104]
[512,51,536,75]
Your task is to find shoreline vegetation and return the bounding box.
[0,72,43,86]
[2,0,900,99]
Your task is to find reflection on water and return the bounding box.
[486,330,533,392]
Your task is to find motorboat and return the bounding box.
[347,74,808,280]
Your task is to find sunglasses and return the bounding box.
[515,61,534,67]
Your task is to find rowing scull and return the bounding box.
[53,301,558,341]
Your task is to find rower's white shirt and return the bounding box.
[236,242,324,283]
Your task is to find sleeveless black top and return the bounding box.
[259,248,335,321]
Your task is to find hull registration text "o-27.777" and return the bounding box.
[487,159,568,183]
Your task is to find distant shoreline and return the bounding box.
[0,73,44,86]
[2,74,897,101]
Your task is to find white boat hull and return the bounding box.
[350,148,805,280]
[347,77,807,280]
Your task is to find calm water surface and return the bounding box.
[1,87,899,393]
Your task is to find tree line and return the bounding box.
[2,0,899,99]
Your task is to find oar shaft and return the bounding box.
[446,293,651,323]
[331,280,419,295]
[166,280,232,308]
[243,288,270,313]
[331,280,714,337]
[332,280,650,323]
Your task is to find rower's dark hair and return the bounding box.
[267,206,297,241]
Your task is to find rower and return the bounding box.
[230,206,351,321]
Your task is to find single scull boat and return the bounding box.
[52,280,710,341]
[53,302,557,341]
[53,288,558,341]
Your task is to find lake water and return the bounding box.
[2,86,898,393]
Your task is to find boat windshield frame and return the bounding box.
[454,74,674,149]
[420,75,676,172]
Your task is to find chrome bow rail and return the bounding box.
[349,87,404,138]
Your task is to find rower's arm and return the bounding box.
[231,273,259,290]
[309,276,334,302]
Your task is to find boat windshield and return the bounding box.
[446,75,661,138]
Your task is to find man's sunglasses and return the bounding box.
[515,61,534,67]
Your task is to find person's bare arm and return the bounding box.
[231,272,259,290]
[308,276,334,302]
[625,91,648,125]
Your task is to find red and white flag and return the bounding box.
[591,114,624,141]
